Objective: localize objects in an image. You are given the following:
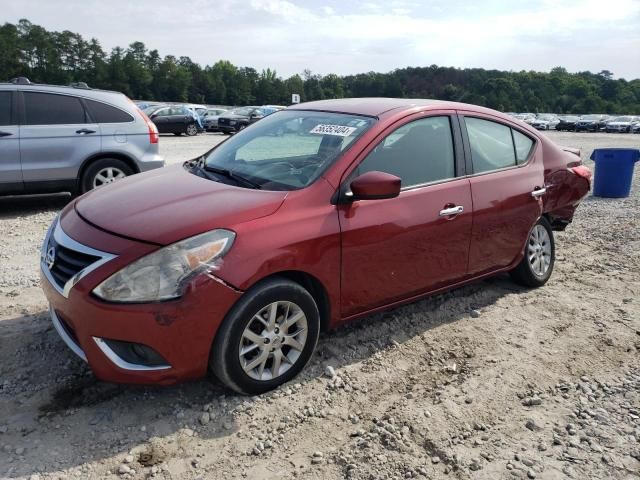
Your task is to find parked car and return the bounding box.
[148,105,200,136]
[555,115,580,131]
[203,108,229,132]
[574,114,609,132]
[632,122,640,134]
[0,77,163,196]
[217,106,265,134]
[604,116,638,133]
[531,114,560,130]
[513,113,536,124]
[41,98,591,394]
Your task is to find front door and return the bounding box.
[0,90,22,194]
[339,113,473,317]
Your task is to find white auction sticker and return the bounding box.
[309,124,357,136]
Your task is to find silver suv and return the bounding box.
[0,78,164,196]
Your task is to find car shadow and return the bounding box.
[0,274,526,477]
[0,193,71,220]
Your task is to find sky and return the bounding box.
[4,0,640,80]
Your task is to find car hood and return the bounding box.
[75,164,288,245]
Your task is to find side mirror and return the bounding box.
[348,171,401,201]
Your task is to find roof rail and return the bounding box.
[10,76,31,85]
[70,81,90,89]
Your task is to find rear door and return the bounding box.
[339,112,472,317]
[150,107,171,133]
[460,113,544,276]
[0,90,22,194]
[19,91,101,185]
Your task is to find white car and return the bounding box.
[604,116,638,133]
[531,114,561,130]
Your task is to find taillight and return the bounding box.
[570,165,592,180]
[139,109,159,144]
[128,98,159,144]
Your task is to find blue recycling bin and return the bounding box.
[590,148,639,198]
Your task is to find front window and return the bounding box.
[612,116,632,122]
[202,110,375,190]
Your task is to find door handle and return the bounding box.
[76,128,96,135]
[439,205,464,217]
[0,131,13,137]
[531,187,547,198]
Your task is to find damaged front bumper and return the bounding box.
[41,207,243,385]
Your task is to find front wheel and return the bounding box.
[510,217,555,288]
[210,278,320,395]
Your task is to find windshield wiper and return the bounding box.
[203,165,262,189]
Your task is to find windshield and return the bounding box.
[203,110,375,190]
[581,115,602,120]
[612,116,633,122]
[537,115,556,121]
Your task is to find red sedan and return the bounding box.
[41,98,591,394]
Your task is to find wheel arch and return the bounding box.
[77,152,140,189]
[241,270,331,332]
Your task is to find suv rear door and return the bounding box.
[19,90,101,189]
[0,89,22,194]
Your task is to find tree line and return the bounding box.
[2,19,639,114]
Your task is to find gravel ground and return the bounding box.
[0,131,638,480]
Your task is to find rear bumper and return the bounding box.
[136,150,165,173]
[41,214,242,385]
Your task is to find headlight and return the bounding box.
[93,229,235,303]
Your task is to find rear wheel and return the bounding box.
[210,277,320,395]
[81,158,133,193]
[510,217,555,288]
[186,123,198,136]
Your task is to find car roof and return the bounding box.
[288,97,508,118]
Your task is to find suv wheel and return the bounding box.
[81,158,134,193]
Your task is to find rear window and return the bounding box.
[24,92,86,125]
[84,99,133,123]
[0,91,12,126]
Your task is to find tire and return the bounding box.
[510,217,555,288]
[237,124,247,132]
[210,277,320,395]
[186,123,198,136]
[81,158,134,193]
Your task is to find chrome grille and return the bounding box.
[47,235,101,290]
[41,218,116,298]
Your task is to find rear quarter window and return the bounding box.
[84,99,134,123]
[512,129,534,164]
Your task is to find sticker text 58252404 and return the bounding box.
[309,124,357,137]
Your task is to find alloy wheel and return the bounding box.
[93,167,126,188]
[186,124,198,136]
[238,301,308,381]
[528,224,551,277]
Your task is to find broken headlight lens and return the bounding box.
[93,229,235,303]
